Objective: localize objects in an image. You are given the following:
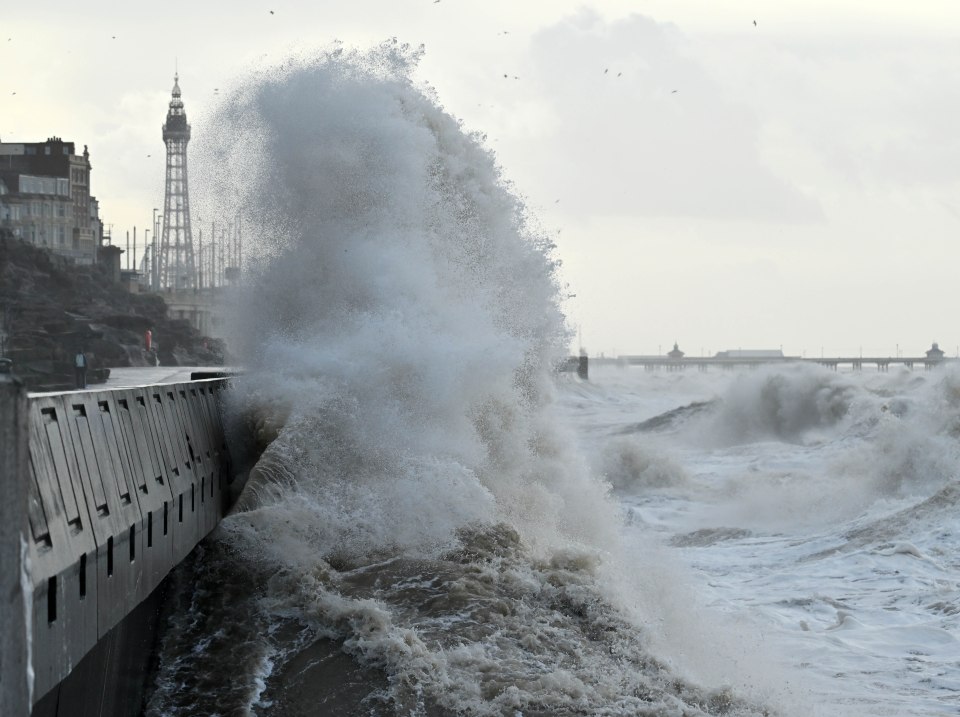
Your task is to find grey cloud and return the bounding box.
[523,11,823,223]
[740,38,960,189]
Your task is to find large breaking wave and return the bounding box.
[145,44,779,716]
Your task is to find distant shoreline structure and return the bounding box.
[594,347,952,372]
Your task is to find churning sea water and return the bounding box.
[143,44,960,717]
[572,363,960,717]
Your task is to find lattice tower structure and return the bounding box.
[158,74,196,290]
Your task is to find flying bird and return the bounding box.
[604,68,609,74]
[671,89,678,93]
[270,10,274,14]
[617,72,622,77]
[503,73,508,78]
[753,20,757,26]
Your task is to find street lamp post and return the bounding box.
[152,208,159,290]
[144,229,150,289]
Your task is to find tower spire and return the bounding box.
[158,71,196,291]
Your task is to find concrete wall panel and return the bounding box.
[113,389,175,597]
[25,377,235,709]
[145,387,199,563]
[178,386,220,535]
[26,396,99,702]
[62,392,145,637]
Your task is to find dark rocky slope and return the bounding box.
[0,231,224,390]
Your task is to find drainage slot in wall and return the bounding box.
[47,576,57,623]
[107,536,114,577]
[179,494,183,523]
[129,526,136,562]
[79,553,87,599]
[148,511,153,548]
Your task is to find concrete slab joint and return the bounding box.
[1,375,30,717]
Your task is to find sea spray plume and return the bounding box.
[692,364,862,447]
[200,41,619,558]
[601,436,690,491]
[153,44,782,715]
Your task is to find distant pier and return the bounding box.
[596,355,955,372]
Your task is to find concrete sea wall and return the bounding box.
[10,377,236,714]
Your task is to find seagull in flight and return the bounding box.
[753,20,757,26]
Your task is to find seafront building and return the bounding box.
[0,137,103,264]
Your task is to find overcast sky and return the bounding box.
[5,1,960,357]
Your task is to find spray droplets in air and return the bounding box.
[198,41,618,561]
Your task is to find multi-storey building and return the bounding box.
[0,137,102,264]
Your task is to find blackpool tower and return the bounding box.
[158,74,196,290]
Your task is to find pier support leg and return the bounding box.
[577,355,588,381]
[0,373,30,715]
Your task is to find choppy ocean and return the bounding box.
[143,44,960,717]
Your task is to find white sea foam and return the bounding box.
[584,363,960,717]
